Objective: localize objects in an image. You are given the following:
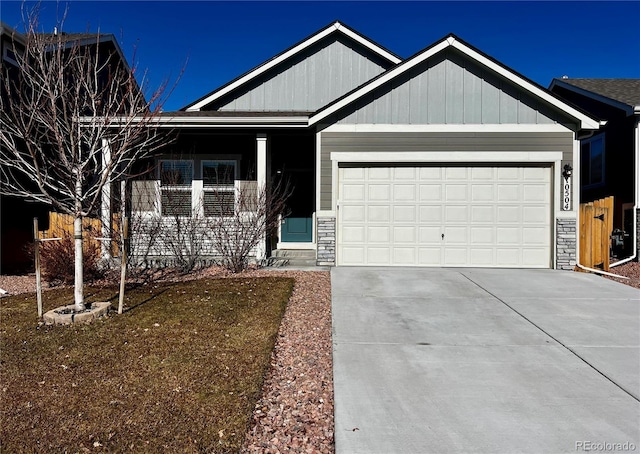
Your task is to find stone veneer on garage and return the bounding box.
[316,217,336,266]
[556,218,577,270]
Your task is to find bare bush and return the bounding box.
[39,230,103,285]
[210,181,290,273]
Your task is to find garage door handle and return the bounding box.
[441,233,444,240]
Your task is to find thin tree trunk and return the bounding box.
[74,214,85,311]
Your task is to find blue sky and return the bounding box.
[2,1,639,111]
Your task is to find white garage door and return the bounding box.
[338,165,551,267]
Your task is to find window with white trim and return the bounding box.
[202,160,237,216]
[581,134,605,187]
[160,160,193,216]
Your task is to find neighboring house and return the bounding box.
[549,78,639,262]
[0,22,48,274]
[0,22,133,274]
[129,21,601,269]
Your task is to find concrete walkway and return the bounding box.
[332,267,640,454]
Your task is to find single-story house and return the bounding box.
[549,78,639,263]
[128,21,603,269]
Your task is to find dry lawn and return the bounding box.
[0,277,294,453]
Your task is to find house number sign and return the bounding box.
[562,177,571,211]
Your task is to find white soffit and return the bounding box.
[185,22,401,112]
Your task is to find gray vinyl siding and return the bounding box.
[211,36,391,112]
[319,131,574,210]
[334,50,561,125]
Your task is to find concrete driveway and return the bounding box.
[332,267,640,454]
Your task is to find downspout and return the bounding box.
[609,114,639,267]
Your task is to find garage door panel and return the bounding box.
[369,184,391,201]
[342,226,365,242]
[445,184,467,201]
[523,206,548,223]
[445,226,467,243]
[471,184,494,201]
[393,206,416,222]
[342,205,365,221]
[445,167,468,179]
[444,248,468,265]
[369,167,391,180]
[497,167,520,179]
[497,185,520,201]
[338,165,551,267]
[420,206,442,223]
[393,247,416,264]
[523,184,549,202]
[497,206,520,223]
[393,226,416,243]
[342,167,365,180]
[368,247,390,264]
[419,185,442,201]
[368,226,390,242]
[418,248,441,265]
[496,227,521,245]
[470,248,494,265]
[394,185,416,201]
[368,206,390,222]
[471,167,494,180]
[445,205,468,222]
[523,249,548,266]
[471,227,494,243]
[342,184,365,201]
[471,206,494,222]
[341,247,365,265]
[394,167,416,179]
[419,226,442,243]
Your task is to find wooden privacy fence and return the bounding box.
[42,212,120,256]
[579,196,613,271]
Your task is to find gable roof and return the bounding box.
[309,34,601,130]
[183,21,402,112]
[549,78,640,116]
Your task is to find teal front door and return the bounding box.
[282,217,313,242]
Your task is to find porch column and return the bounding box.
[100,138,112,262]
[256,133,268,261]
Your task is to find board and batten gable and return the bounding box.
[333,49,568,126]
[201,35,394,112]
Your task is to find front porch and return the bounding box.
[128,130,318,267]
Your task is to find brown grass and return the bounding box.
[0,277,294,453]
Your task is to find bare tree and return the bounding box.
[0,6,173,311]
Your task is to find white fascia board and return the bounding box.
[322,124,573,133]
[309,40,450,125]
[337,24,401,64]
[330,151,563,163]
[453,41,600,130]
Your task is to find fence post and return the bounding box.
[118,217,129,315]
[33,218,43,317]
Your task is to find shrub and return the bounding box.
[39,228,103,285]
